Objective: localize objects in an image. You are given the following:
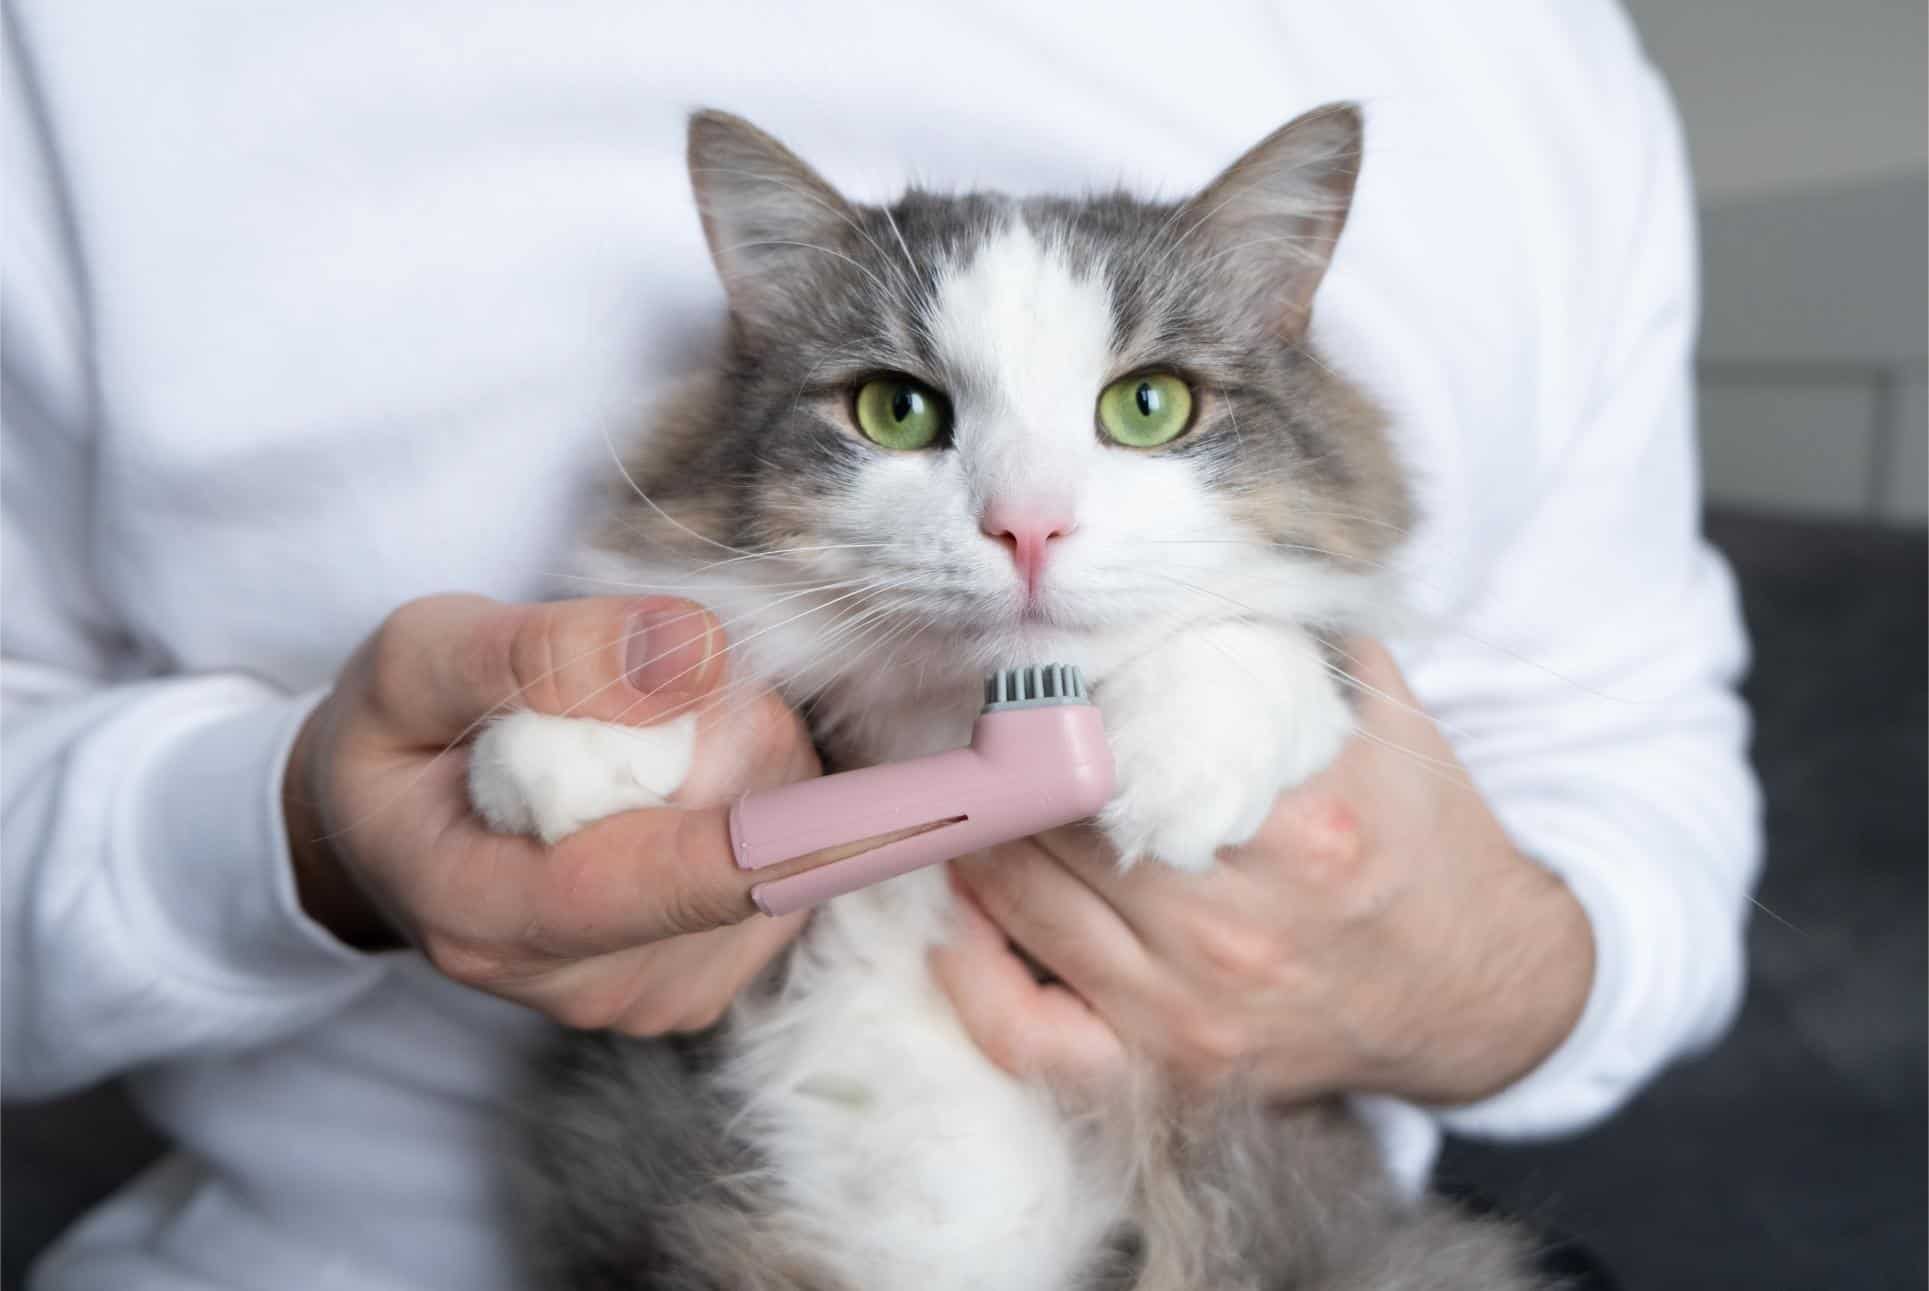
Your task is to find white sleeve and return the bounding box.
[1414,42,1763,1139]
[1,27,385,1101]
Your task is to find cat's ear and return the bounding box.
[1180,103,1363,340]
[687,110,860,328]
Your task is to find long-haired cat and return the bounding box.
[468,106,1551,1291]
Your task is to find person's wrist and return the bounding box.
[1466,856,1592,1101]
[1355,848,1594,1108]
[283,702,403,952]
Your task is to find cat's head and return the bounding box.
[596,107,1409,699]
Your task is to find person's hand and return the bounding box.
[931,640,1594,1107]
[283,594,819,1034]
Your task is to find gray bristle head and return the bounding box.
[981,662,1088,711]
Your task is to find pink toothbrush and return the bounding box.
[729,664,1114,916]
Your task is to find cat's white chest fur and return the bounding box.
[726,870,1124,1290]
[467,618,1352,1289]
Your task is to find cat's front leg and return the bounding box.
[1095,621,1352,871]
[467,711,699,843]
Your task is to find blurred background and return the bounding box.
[1635,0,1926,524]
[1442,4,1927,1287]
[5,5,1925,1290]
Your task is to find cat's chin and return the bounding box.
[953,616,1095,661]
[967,595,1119,638]
[1014,604,1095,634]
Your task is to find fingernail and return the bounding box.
[625,603,718,697]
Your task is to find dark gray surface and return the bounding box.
[2,1079,161,1288]
[6,509,1925,1289]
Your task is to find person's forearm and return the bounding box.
[3,676,384,1098]
[1435,742,1758,1139]
[1366,849,1594,1107]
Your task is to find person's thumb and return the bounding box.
[372,593,724,742]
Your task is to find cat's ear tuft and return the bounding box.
[1180,102,1364,340]
[687,110,861,328]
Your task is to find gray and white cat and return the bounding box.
[468,107,1549,1291]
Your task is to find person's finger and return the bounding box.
[930,879,1125,1084]
[1034,823,1204,918]
[441,798,761,956]
[372,593,724,743]
[950,840,1151,1006]
[468,880,807,1028]
[1022,825,1173,928]
[674,685,821,809]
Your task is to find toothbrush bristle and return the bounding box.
[980,662,1088,710]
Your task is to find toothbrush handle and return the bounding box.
[729,705,1113,916]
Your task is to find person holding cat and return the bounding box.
[5,2,1758,1289]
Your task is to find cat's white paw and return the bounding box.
[467,712,699,844]
[1095,624,1351,871]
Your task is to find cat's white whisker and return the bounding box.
[600,419,750,556]
[571,574,909,724]
[1135,535,1385,567]
[1288,341,1342,379]
[631,590,918,734]
[1147,569,1275,620]
[1317,659,1479,756]
[545,571,868,595]
[1135,505,1414,541]
[877,201,919,291]
[1343,725,1479,792]
[784,349,852,423]
[1289,509,1414,536]
[1217,387,1248,456]
[681,540,891,572]
[557,540,894,594]
[595,574,925,731]
[838,603,928,678]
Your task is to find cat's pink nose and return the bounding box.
[980,502,1076,595]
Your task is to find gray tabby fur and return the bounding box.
[512,108,1555,1291]
[518,1027,1552,1290]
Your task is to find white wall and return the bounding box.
[1623,0,1928,524]
[1623,0,1926,201]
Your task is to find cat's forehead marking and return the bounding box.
[923,219,1116,492]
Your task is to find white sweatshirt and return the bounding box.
[2,2,1760,1287]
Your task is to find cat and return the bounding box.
[468,106,1551,1291]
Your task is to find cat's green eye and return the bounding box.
[854,378,948,451]
[1097,373,1194,448]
